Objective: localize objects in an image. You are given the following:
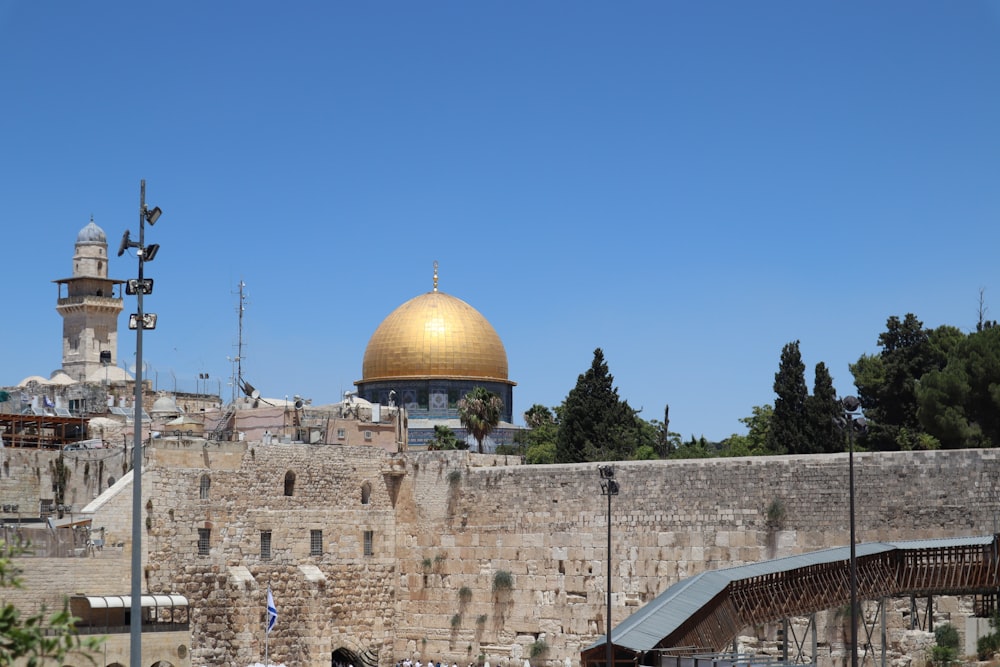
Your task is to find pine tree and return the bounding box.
[852,314,954,450]
[556,348,639,463]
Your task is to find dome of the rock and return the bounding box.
[355,273,516,440]
[361,290,509,382]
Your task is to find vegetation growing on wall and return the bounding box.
[932,623,959,665]
[492,570,513,593]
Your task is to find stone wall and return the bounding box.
[143,440,400,667]
[9,444,1000,667]
[389,449,1000,667]
[0,446,128,520]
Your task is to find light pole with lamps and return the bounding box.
[598,465,620,667]
[117,180,163,667]
[837,396,866,667]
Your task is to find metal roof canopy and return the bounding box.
[73,594,188,609]
[583,534,998,664]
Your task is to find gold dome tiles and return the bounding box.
[362,291,509,382]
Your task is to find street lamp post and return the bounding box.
[598,465,620,667]
[838,396,866,667]
[118,180,163,667]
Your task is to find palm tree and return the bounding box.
[457,387,503,453]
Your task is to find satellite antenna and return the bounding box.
[241,380,260,400]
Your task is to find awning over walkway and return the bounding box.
[73,594,188,609]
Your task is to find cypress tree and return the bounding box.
[807,361,843,453]
[768,341,809,454]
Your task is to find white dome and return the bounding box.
[17,375,50,387]
[76,219,107,244]
[84,366,133,383]
[151,394,181,416]
[48,372,77,385]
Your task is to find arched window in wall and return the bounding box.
[284,471,296,497]
[361,481,372,505]
[199,474,211,500]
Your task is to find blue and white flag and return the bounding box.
[266,586,277,634]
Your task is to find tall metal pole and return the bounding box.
[606,488,613,667]
[837,397,863,667]
[599,465,618,667]
[129,180,147,667]
[849,430,858,667]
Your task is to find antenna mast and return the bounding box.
[229,281,248,404]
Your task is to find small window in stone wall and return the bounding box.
[337,428,346,439]
[199,474,211,500]
[198,528,211,556]
[284,471,296,496]
[310,529,323,556]
[361,482,371,505]
[363,530,373,557]
[261,530,272,560]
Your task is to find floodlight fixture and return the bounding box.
[144,205,162,225]
[140,244,160,262]
[598,465,615,480]
[125,279,154,295]
[128,312,157,330]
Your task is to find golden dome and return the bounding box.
[362,290,510,382]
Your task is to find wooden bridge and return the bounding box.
[582,535,1000,667]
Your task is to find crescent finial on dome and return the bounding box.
[433,260,439,292]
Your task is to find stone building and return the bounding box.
[2,218,222,422]
[52,218,128,385]
[356,265,519,450]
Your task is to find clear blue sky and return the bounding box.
[2,2,999,441]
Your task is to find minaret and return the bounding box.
[53,218,125,382]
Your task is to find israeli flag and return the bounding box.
[266,586,277,634]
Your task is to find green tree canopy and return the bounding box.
[426,424,466,450]
[852,315,959,450]
[515,404,559,464]
[457,387,503,453]
[555,348,642,463]
[721,404,774,457]
[917,325,1000,448]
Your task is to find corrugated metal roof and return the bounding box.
[586,535,994,655]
